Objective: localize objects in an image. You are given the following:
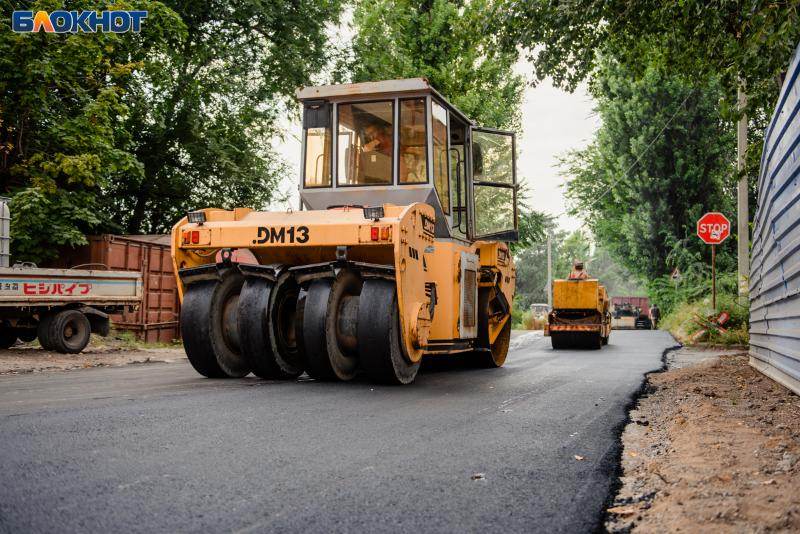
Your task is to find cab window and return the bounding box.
[337,101,394,185]
[399,98,427,183]
[472,129,516,239]
[302,102,332,188]
[432,100,450,212]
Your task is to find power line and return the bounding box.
[560,87,697,219]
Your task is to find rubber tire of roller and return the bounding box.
[48,309,91,354]
[238,278,298,379]
[37,313,57,351]
[297,277,359,382]
[268,273,304,376]
[181,273,249,378]
[550,332,563,350]
[358,279,420,385]
[297,279,334,380]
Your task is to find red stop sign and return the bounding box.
[697,212,731,244]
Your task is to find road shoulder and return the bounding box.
[607,347,800,532]
[0,335,186,375]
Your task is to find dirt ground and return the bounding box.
[0,335,186,375]
[607,348,800,533]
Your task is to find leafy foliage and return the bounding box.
[498,0,800,117]
[498,0,800,187]
[1,0,345,260]
[343,0,525,130]
[107,0,344,233]
[659,281,749,345]
[561,59,736,283]
[0,0,181,262]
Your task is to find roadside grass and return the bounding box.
[660,292,749,346]
[512,308,546,330]
[21,328,182,351]
[108,328,183,350]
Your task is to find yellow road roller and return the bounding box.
[171,79,518,384]
[545,279,611,349]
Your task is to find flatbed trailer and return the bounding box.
[0,266,143,353]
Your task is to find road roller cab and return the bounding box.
[172,78,519,384]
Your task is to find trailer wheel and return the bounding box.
[182,272,250,378]
[297,271,360,381]
[49,310,91,354]
[0,325,17,349]
[359,279,420,385]
[37,314,56,351]
[472,288,511,368]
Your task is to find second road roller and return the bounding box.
[545,278,612,350]
[171,78,519,384]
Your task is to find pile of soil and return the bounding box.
[607,352,800,532]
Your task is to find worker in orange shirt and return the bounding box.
[568,260,589,280]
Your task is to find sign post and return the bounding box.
[697,212,731,309]
[712,244,716,308]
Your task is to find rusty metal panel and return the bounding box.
[611,296,649,311]
[749,43,800,394]
[43,235,180,342]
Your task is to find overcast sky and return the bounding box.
[269,63,600,233]
[513,75,599,231]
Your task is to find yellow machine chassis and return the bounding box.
[172,204,515,366]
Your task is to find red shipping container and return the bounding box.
[611,296,650,311]
[44,235,180,343]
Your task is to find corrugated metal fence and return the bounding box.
[749,42,800,394]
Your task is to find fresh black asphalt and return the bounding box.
[0,330,675,533]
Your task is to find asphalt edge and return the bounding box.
[595,336,682,534]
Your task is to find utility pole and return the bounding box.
[546,233,553,308]
[737,83,749,297]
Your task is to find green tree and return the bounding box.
[0,0,181,262]
[589,245,646,297]
[2,0,345,262]
[108,0,344,233]
[343,0,525,130]
[498,0,800,118]
[513,217,561,308]
[561,59,736,283]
